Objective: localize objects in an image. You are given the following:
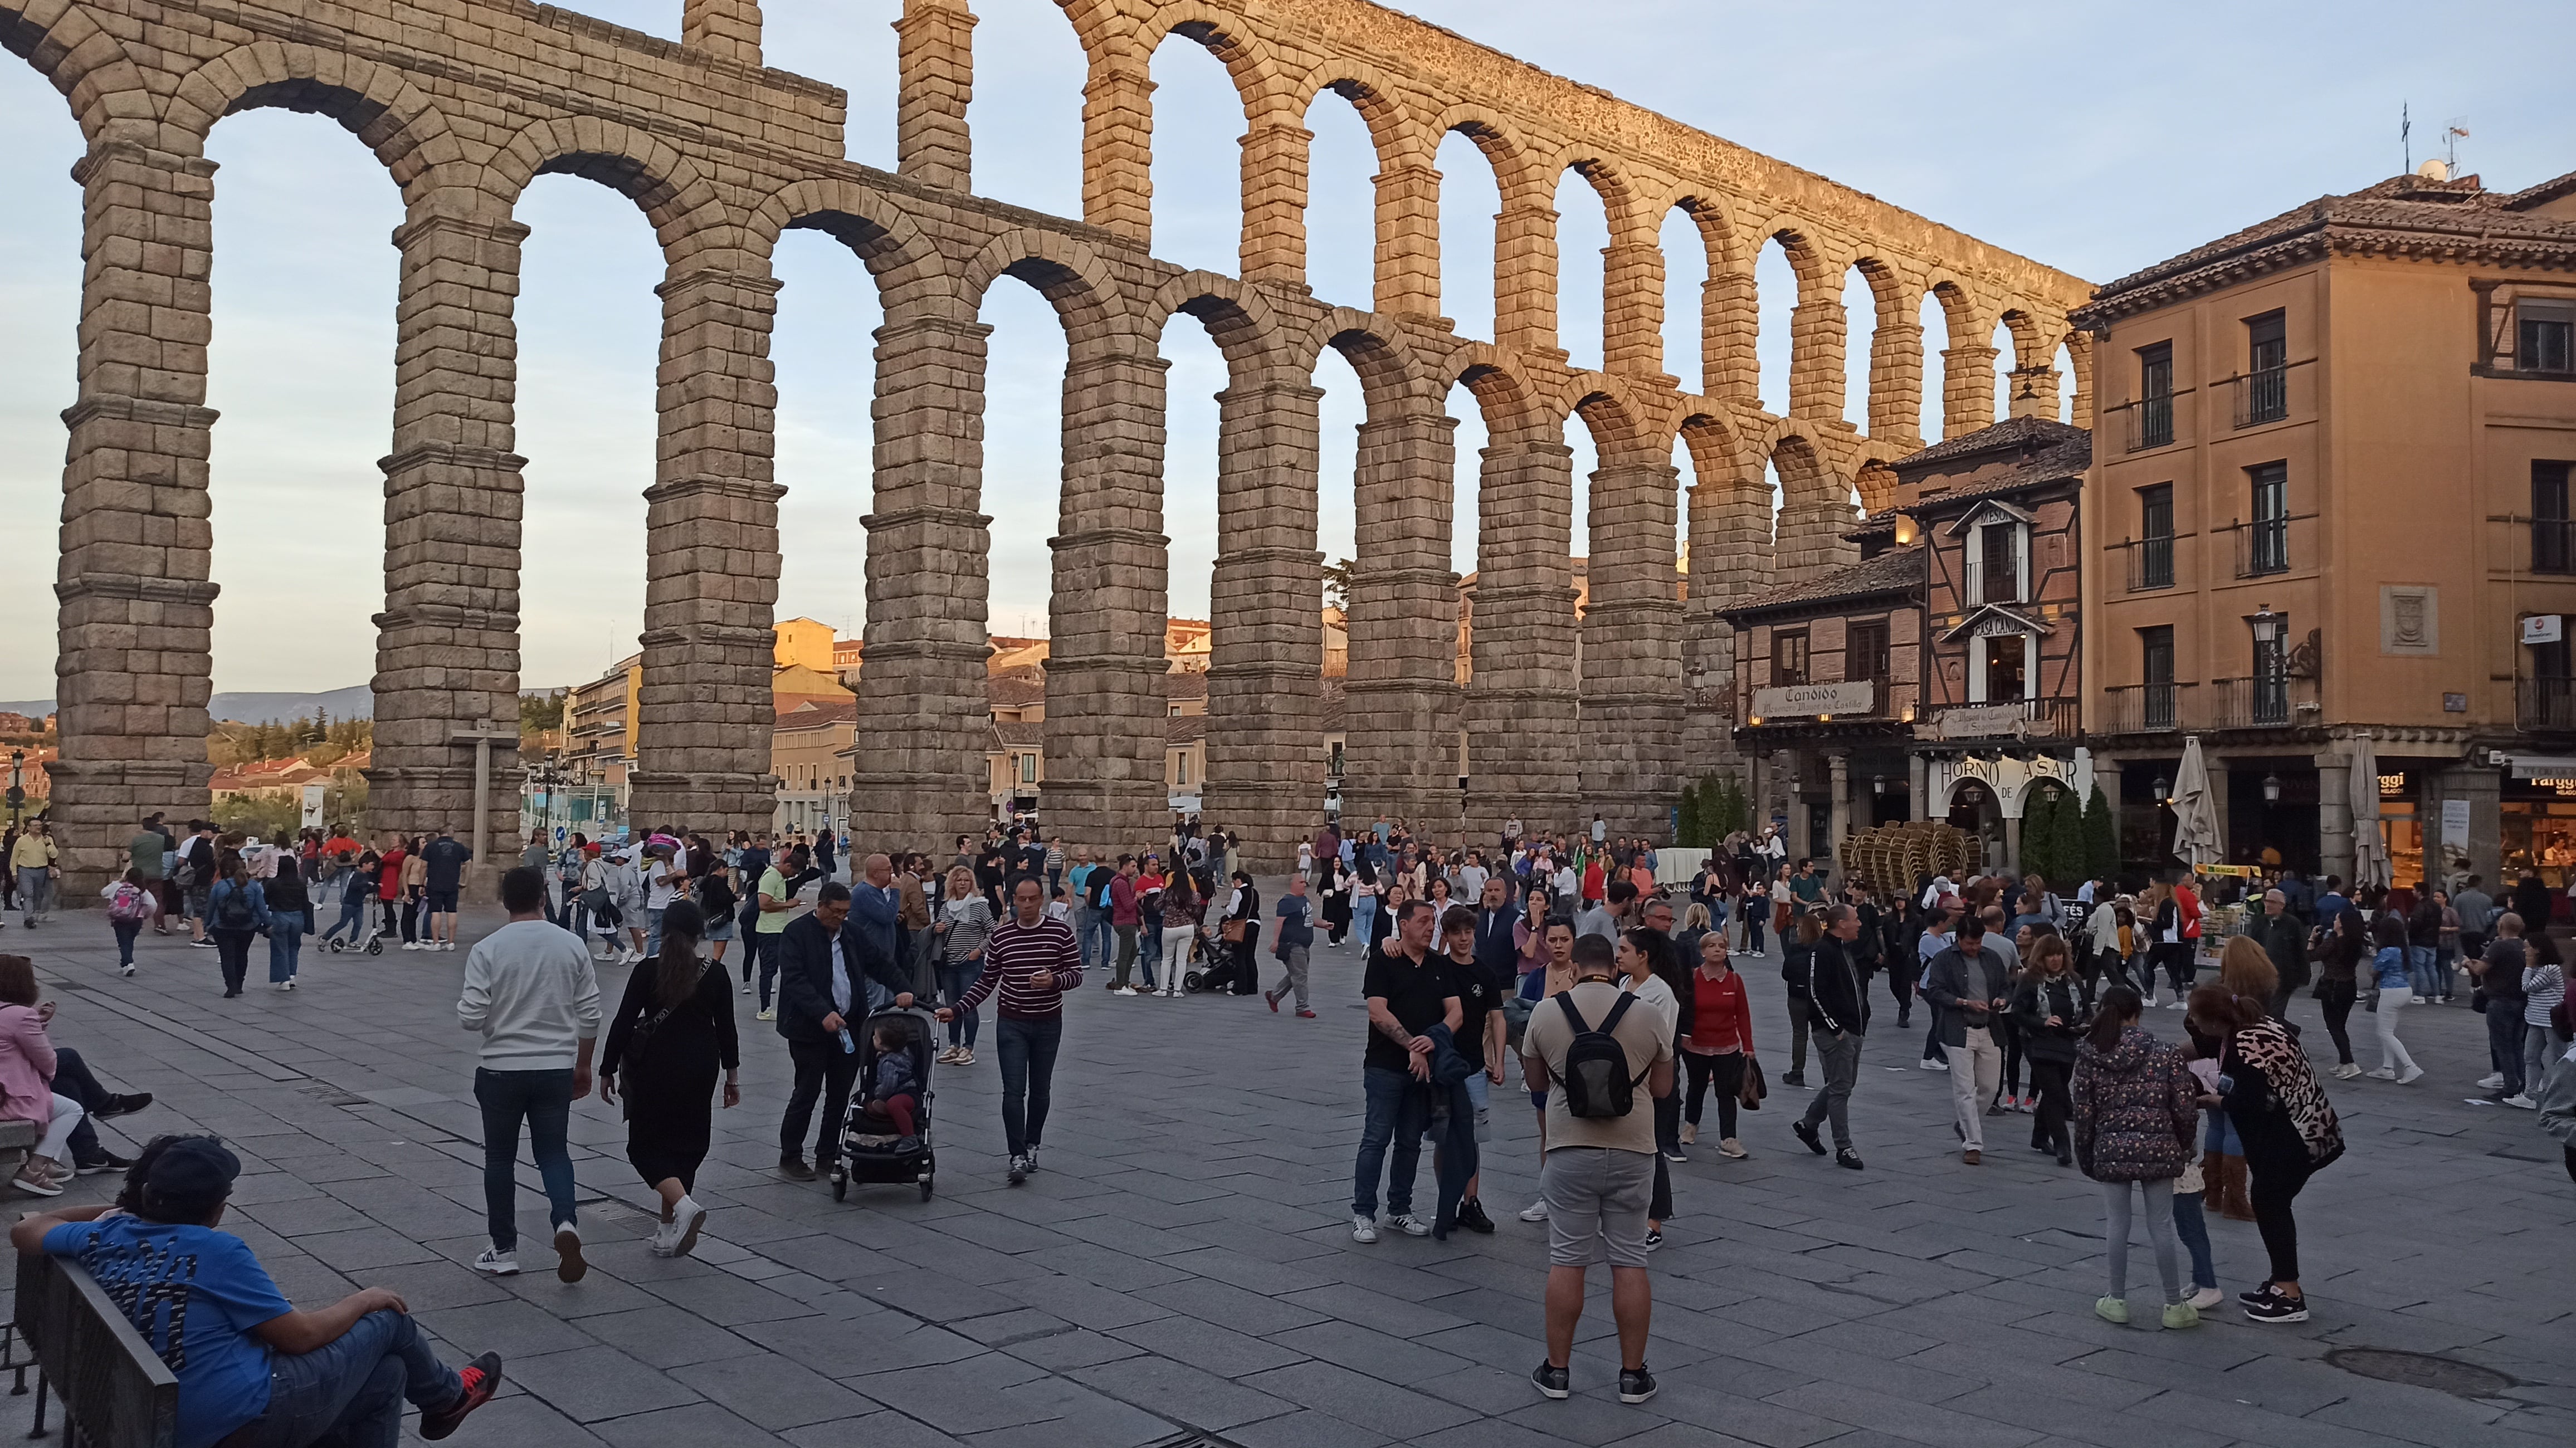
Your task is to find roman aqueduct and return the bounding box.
[5,0,2091,887]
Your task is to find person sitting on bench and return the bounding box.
[11,1134,504,1448]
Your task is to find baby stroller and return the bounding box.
[1183,921,1253,995]
[832,1007,938,1202]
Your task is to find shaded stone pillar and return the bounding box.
[1372,160,1441,319]
[1828,752,1851,864]
[1943,343,1998,436]
[1601,239,1665,377]
[2315,749,2353,887]
[1868,316,1924,443]
[1465,438,1579,840]
[1702,270,1758,405]
[1581,458,1684,836]
[1237,120,1310,288]
[50,140,221,893]
[851,313,994,853]
[1493,199,1558,356]
[1203,376,1325,872]
[682,0,763,66]
[895,0,974,192]
[2065,331,2096,432]
[370,211,532,844]
[1681,458,1767,774]
[1343,407,1458,829]
[1909,753,1930,823]
[630,264,784,833]
[1788,294,1847,418]
[1081,60,1153,244]
[1045,346,1170,857]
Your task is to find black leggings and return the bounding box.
[2248,1156,2311,1284]
[2028,1058,2072,1156]
[2317,984,2356,1065]
[2157,942,2196,995]
[1885,961,1919,1019]
[2001,1019,2026,1098]
[1682,1051,1745,1139]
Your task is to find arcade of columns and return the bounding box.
[9,0,2090,890]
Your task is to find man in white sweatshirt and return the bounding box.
[458,867,601,1281]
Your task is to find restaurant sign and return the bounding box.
[1750,680,1874,721]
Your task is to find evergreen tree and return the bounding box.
[2020,786,2060,886]
[2048,785,2089,892]
[2084,784,2122,883]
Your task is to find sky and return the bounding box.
[1,0,2568,699]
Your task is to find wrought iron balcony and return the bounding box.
[2233,367,2289,427]
[2101,682,2197,734]
[2123,395,2175,453]
[2207,674,2315,729]
[2520,677,2576,732]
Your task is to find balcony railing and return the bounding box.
[2233,368,2289,427]
[2534,518,2576,575]
[2121,535,2179,592]
[2208,674,2316,729]
[2124,395,2175,453]
[1927,697,2083,742]
[2220,513,2310,578]
[2520,678,2576,731]
[2102,682,2196,734]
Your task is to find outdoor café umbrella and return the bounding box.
[2349,732,2390,890]
[2169,735,2224,870]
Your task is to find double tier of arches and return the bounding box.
[7,0,2089,884]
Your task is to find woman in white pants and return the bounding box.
[0,955,85,1196]
[1158,872,1203,999]
[2366,917,2424,1083]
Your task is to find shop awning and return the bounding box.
[2501,754,2576,780]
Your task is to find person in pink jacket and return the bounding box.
[0,955,84,1197]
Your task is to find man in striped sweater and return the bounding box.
[939,875,1084,1183]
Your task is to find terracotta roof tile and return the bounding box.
[1727,545,1924,617]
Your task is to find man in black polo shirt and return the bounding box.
[1353,899,1459,1243]
[1436,906,1507,1233]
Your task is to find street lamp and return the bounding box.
[2251,604,2280,648]
[2152,775,2172,806]
[2262,772,2283,804]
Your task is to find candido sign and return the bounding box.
[1750,681,1874,720]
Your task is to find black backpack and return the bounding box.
[213,883,257,932]
[1549,992,1647,1119]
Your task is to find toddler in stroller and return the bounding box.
[834,1010,938,1201]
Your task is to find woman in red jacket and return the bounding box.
[1676,930,1756,1159]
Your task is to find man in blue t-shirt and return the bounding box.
[12,1136,500,1448]
[419,825,473,953]
[1267,874,1319,1016]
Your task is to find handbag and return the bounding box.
[1221,918,1248,943]
[1738,1055,1768,1112]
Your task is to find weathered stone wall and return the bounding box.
[9,0,2087,888]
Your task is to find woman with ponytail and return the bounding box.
[599,899,740,1258]
[2069,985,2202,1329]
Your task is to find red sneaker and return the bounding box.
[1265,990,1280,1012]
[420,1352,502,1440]
[1296,1009,1317,1019]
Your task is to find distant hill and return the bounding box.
[0,683,572,726]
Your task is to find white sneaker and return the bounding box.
[554,1223,587,1283]
[120,964,135,977]
[402,941,422,951]
[1114,986,1137,997]
[1520,1200,1549,1222]
[1024,1145,1041,1173]
[1352,1214,1379,1244]
[1387,1214,1432,1238]
[2333,1063,2363,1079]
[2410,995,2425,1005]
[2164,1001,2188,1011]
[669,1195,706,1257]
[285,978,296,990]
[2477,1073,2506,1091]
[2397,1066,2424,1085]
[2503,1094,2538,1109]
[648,1219,680,1258]
[2188,1285,2224,1310]
[1920,1058,1949,1072]
[2367,1066,2397,1080]
[472,1247,520,1275]
[740,979,753,995]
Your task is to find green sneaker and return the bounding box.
[2161,1299,2201,1330]
[2094,1295,2129,1324]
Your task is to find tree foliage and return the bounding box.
[1676,771,1751,848]
[2084,783,2122,884]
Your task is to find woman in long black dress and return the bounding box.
[599,900,739,1259]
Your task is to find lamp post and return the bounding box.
[2262,772,2283,804]
[5,749,22,830]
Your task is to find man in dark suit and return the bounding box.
[1472,875,1521,994]
[775,882,915,1181]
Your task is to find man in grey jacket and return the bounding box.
[458,867,601,1280]
[1921,915,2009,1165]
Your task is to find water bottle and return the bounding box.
[838,1027,856,1054]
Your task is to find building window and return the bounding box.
[1847,619,1890,685]
[1018,752,1037,784]
[1169,703,1181,717]
[2138,484,2175,590]
[1971,632,2028,704]
[2521,299,2575,373]
[2246,462,2289,575]
[2535,461,2573,575]
[2141,625,2177,731]
[2243,310,2287,424]
[1773,630,1810,686]
[1174,752,1189,787]
[1328,741,1345,776]
[1975,522,2024,604]
[2135,341,2174,449]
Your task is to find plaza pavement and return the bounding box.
[0,892,2568,1448]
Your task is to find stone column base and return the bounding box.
[42,758,209,899]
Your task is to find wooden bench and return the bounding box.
[6,1248,178,1448]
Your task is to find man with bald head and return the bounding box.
[850,853,900,1010]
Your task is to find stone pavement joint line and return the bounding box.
[0,907,2568,1447]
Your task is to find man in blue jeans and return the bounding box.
[419,825,472,953]
[457,868,599,1281]
[16,1135,502,1447]
[1352,900,1461,1242]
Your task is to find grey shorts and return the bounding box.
[1541,1146,1655,1269]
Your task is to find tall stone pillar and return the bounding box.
[1045,346,1170,858]
[1942,344,1998,437]
[1237,120,1310,288]
[1581,458,1684,836]
[1601,239,1664,376]
[630,264,784,834]
[1909,753,1930,823]
[1080,60,1153,244]
[2315,749,2353,888]
[1465,439,1579,840]
[1681,458,1768,779]
[1343,407,1458,829]
[682,0,763,66]
[371,212,532,845]
[1787,295,1846,418]
[1372,160,1441,320]
[1701,270,1758,405]
[1827,752,1851,867]
[1492,199,1558,358]
[1868,316,1924,443]
[2002,814,2023,877]
[50,140,221,894]
[894,0,974,192]
[1204,376,1324,872]
[852,312,992,853]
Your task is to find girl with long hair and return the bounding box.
[2014,933,2085,1166]
[597,900,739,1258]
[2069,986,2200,1329]
[2366,914,2424,1082]
[2189,984,2343,1323]
[936,865,995,1056]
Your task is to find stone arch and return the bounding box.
[1292,306,1431,414]
[1428,103,1554,353]
[753,177,949,302]
[1,0,153,140]
[1553,153,1662,376]
[1145,270,1289,371]
[1294,60,1438,316]
[1924,274,1997,437]
[1562,374,1657,461]
[1845,253,1917,439]
[483,114,734,260]
[165,41,462,203]
[1138,2,1289,108]
[1432,341,1552,445]
[1663,193,1754,403]
[1765,423,1859,580]
[961,227,1130,345]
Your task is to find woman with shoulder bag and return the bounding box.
[1676,929,1756,1159]
[597,901,738,1259]
[2013,935,2086,1166]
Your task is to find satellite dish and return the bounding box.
[2416,159,2448,180]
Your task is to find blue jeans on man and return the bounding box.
[472,1068,578,1250]
[1082,911,1115,976]
[1353,1067,1433,1219]
[227,1308,464,1448]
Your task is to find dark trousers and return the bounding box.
[227,1308,462,1448]
[781,1036,861,1166]
[1682,1050,1744,1139]
[2487,1004,2527,1094]
[2248,1156,2311,1284]
[212,929,256,994]
[1353,1065,1430,1217]
[1885,960,1919,1023]
[996,1015,1063,1157]
[2156,942,2194,994]
[938,962,982,1049]
[1649,1092,1680,1219]
[2000,1019,2026,1099]
[1787,996,1810,1074]
[1798,1028,1861,1151]
[472,1067,576,1251]
[2029,1058,2072,1157]
[111,919,140,967]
